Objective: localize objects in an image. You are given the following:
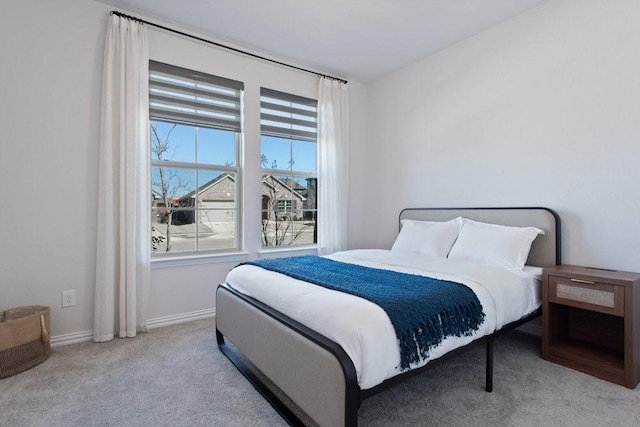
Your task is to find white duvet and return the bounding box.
[224,249,541,390]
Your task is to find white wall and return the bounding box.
[1,0,108,340]
[353,0,640,272]
[0,0,366,339]
[4,0,638,341]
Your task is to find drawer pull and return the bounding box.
[570,278,595,285]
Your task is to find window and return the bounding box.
[277,200,293,212]
[149,61,243,256]
[260,88,317,247]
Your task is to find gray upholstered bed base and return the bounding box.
[216,207,561,427]
[217,286,357,427]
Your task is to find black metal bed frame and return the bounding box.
[216,207,561,426]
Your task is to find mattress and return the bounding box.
[224,249,542,390]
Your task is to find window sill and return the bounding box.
[151,251,249,269]
[258,245,318,259]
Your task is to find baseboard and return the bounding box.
[49,308,216,347]
[146,308,216,329]
[50,330,94,347]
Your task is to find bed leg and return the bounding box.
[485,338,493,393]
[216,328,225,346]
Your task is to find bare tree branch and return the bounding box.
[151,123,193,253]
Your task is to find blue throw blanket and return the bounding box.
[238,256,485,370]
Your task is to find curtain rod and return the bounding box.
[110,11,348,85]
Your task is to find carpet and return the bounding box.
[1,318,639,426]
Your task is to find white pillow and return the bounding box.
[447,219,544,271]
[391,217,463,258]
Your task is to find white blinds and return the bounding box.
[260,87,317,142]
[149,60,243,131]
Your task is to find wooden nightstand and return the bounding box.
[542,265,640,388]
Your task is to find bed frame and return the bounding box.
[216,207,561,427]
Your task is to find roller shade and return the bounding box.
[260,87,317,142]
[149,60,243,131]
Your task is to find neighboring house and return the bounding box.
[152,173,311,225]
[177,173,237,224]
[151,189,165,218]
[261,175,310,221]
[275,177,317,221]
[151,189,194,225]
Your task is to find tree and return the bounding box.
[151,123,193,253]
[260,173,311,247]
[261,154,278,170]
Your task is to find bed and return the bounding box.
[216,207,561,426]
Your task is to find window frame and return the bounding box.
[149,61,244,259]
[260,88,318,249]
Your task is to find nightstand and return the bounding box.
[542,265,640,388]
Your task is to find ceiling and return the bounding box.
[97,0,548,83]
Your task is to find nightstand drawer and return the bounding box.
[548,276,624,316]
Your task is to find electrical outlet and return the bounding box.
[62,290,76,308]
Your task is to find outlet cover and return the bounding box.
[62,290,76,307]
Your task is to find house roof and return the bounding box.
[177,173,307,201]
[261,175,307,201]
[178,173,235,200]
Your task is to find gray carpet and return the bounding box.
[1,317,639,426]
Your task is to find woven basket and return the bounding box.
[0,306,51,379]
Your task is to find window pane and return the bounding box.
[196,172,237,250]
[197,209,236,251]
[261,137,315,172]
[150,121,195,163]
[197,127,236,166]
[152,168,196,201]
[151,211,197,253]
[262,174,293,206]
[261,217,315,246]
[291,140,316,173]
[277,218,294,246]
[151,168,197,254]
[261,217,294,246]
[151,161,240,255]
[197,171,236,207]
[261,174,315,247]
[261,136,290,170]
[293,215,316,245]
[168,219,197,253]
[151,208,167,253]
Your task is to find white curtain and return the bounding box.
[317,78,350,255]
[94,15,150,342]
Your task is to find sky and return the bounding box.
[151,120,316,198]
